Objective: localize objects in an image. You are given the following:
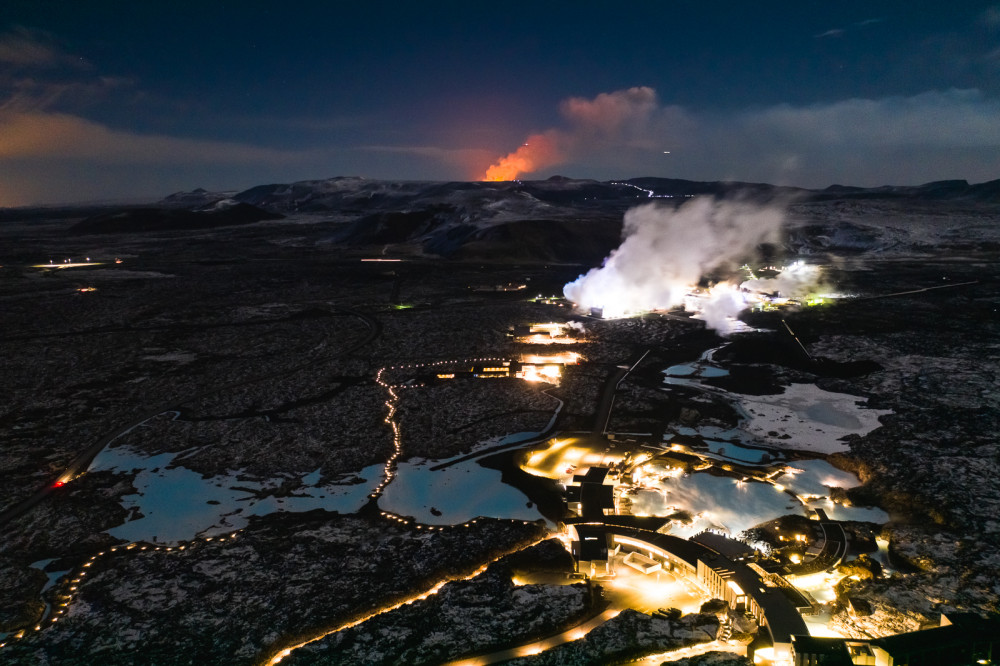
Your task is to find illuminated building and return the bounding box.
[564,465,812,664]
[790,613,1000,666]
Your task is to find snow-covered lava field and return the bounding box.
[1,176,999,664]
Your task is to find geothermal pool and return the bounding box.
[627,458,888,539]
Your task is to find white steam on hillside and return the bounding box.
[563,197,833,332]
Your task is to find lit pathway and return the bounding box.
[266,356,565,664]
[0,531,242,650]
[443,608,622,666]
[626,640,739,665]
[265,537,548,665]
[0,306,381,650]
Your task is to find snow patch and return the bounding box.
[738,383,891,454]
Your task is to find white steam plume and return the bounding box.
[563,197,786,329]
[742,262,830,299]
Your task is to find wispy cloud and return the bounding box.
[361,144,495,173]
[0,26,85,68]
[0,25,127,118]
[815,17,884,39]
[814,28,845,39]
[981,4,1000,26]
[483,86,1000,187]
[0,109,309,164]
[0,75,133,113]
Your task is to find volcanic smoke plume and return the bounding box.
[484,132,563,182]
[483,87,657,181]
[563,197,787,328]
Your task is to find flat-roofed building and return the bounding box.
[790,635,854,666]
[567,523,611,577]
[564,466,811,663]
[790,613,999,666]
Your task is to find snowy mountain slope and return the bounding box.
[20,175,997,260]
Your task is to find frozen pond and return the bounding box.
[91,445,382,543]
[738,383,891,454]
[28,558,70,624]
[663,347,892,455]
[379,432,548,525]
[379,458,544,525]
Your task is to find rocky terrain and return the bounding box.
[284,555,599,665]
[503,610,720,665]
[660,653,752,666]
[2,513,546,664]
[1,175,999,661]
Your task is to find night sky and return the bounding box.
[2,1,999,205]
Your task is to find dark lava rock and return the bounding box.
[69,203,283,234]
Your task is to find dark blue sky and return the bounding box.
[2,1,999,204]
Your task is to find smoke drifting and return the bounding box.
[483,87,657,181]
[480,85,1000,187]
[742,262,832,302]
[564,197,816,332]
[484,132,562,181]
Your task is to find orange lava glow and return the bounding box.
[483,133,562,181]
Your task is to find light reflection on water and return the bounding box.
[629,456,888,539]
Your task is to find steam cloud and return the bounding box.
[564,197,819,332]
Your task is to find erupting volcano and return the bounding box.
[482,134,562,181]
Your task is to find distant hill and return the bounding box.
[809,178,1000,203]
[69,203,283,234]
[5,174,996,261]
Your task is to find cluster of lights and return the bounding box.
[378,511,448,531]
[520,352,582,365]
[641,640,736,664]
[32,257,103,269]
[514,322,584,346]
[369,384,402,499]
[610,182,693,199]
[0,531,240,650]
[377,512,534,534]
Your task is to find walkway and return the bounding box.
[443,609,621,666]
